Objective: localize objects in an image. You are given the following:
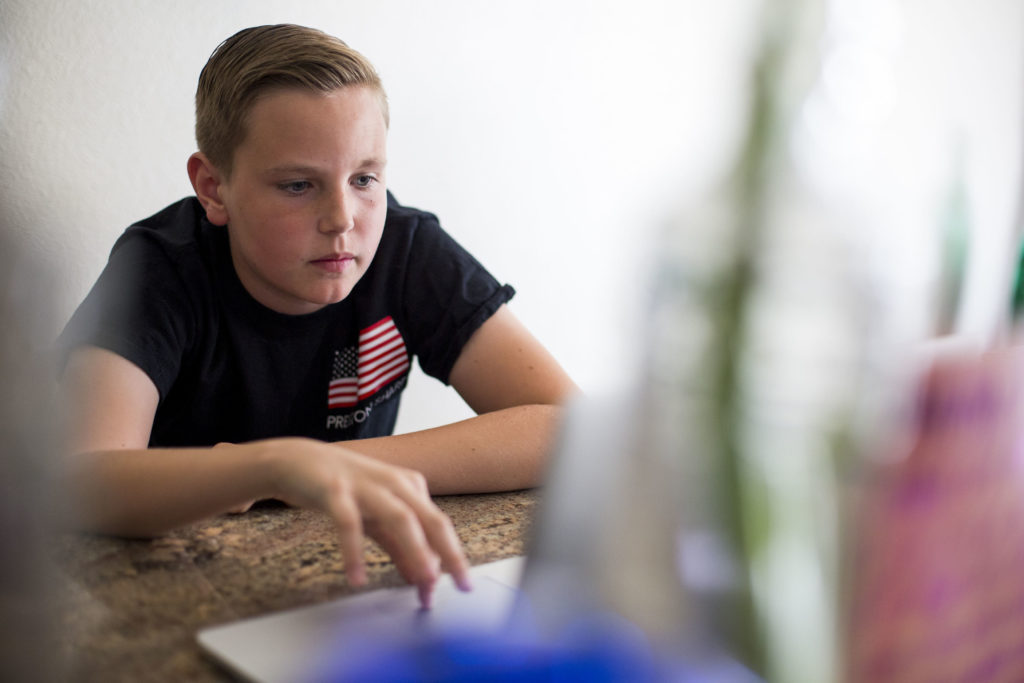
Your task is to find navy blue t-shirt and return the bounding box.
[58,193,514,447]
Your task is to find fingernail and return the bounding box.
[349,568,367,587]
[418,582,434,609]
[455,573,473,592]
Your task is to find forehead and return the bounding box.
[233,86,388,171]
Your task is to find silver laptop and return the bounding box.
[198,398,756,682]
[198,557,525,682]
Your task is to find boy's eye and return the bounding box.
[279,180,312,194]
[354,175,377,188]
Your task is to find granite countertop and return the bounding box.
[53,490,538,682]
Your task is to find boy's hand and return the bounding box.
[263,438,472,606]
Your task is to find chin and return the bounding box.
[319,288,354,306]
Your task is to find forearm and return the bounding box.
[341,404,563,495]
[59,442,280,537]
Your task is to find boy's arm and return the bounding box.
[340,305,579,493]
[59,347,470,593]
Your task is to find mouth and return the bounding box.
[310,253,356,273]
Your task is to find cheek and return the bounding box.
[251,209,308,244]
[236,222,303,269]
[362,212,387,254]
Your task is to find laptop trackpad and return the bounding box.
[198,565,521,683]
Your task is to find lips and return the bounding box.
[310,253,355,272]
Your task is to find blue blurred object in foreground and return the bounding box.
[311,609,758,683]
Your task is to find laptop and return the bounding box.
[198,397,756,682]
[197,557,526,682]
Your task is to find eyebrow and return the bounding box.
[263,159,387,177]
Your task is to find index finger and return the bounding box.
[401,495,472,592]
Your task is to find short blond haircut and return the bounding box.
[195,24,389,177]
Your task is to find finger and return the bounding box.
[227,499,256,514]
[417,574,438,610]
[374,531,438,609]
[414,555,441,609]
[419,506,473,592]
[361,492,440,591]
[373,520,444,610]
[387,478,472,592]
[327,492,367,587]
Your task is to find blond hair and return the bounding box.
[195,24,388,177]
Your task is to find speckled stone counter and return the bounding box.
[53,490,537,682]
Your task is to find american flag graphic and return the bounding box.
[328,316,410,409]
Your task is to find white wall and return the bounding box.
[0,0,1021,434]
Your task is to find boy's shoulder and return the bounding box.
[379,191,455,262]
[102,197,224,313]
[113,196,209,257]
[384,191,438,229]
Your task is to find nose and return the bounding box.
[320,188,355,235]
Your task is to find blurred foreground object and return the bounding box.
[555,0,903,680]
[850,346,1024,681]
[0,231,63,681]
[617,0,890,680]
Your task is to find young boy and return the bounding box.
[57,24,577,604]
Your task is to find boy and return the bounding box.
[57,24,577,604]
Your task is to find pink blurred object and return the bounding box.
[851,346,1024,682]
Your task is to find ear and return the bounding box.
[187,152,230,226]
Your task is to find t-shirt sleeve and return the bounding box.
[56,232,193,399]
[398,214,514,384]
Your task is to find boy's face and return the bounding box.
[211,86,388,315]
